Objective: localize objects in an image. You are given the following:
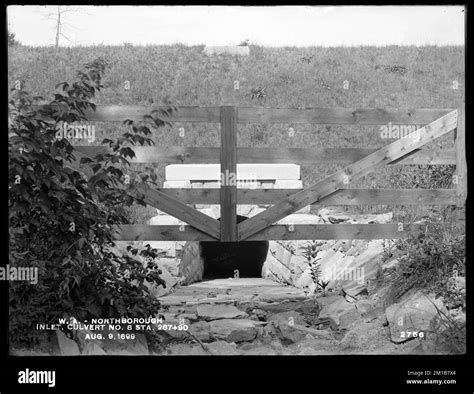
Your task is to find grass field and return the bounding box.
[8,44,465,222]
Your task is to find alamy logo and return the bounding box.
[55,122,96,142]
[379,122,422,140]
[0,264,37,284]
[18,368,56,388]
[220,170,258,188]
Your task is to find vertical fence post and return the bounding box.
[455,107,466,229]
[220,106,238,241]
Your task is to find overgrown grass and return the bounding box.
[8,44,465,219]
[383,217,465,303]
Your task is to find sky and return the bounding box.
[7,5,465,47]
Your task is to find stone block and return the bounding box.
[260,181,274,189]
[273,179,303,189]
[56,330,81,356]
[319,297,361,330]
[177,242,204,285]
[198,181,221,189]
[163,180,192,188]
[385,292,445,343]
[165,164,300,181]
[196,305,248,321]
[206,341,242,355]
[148,215,182,225]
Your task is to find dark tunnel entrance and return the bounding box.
[200,215,269,279]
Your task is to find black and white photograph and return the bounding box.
[3,4,470,392]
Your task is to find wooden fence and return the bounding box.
[72,105,466,242]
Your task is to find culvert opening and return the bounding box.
[200,215,269,279]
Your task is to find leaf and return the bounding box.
[78,238,85,249]
[80,157,93,164]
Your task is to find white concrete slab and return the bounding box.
[189,181,259,189]
[275,214,321,225]
[163,180,192,188]
[260,182,275,189]
[274,180,303,189]
[165,164,300,181]
[149,212,319,226]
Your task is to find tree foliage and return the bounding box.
[8,57,173,346]
[8,31,20,46]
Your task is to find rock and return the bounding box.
[206,341,241,355]
[382,258,400,271]
[188,321,212,342]
[196,304,248,320]
[102,333,149,355]
[242,345,278,355]
[268,311,307,343]
[449,276,466,293]
[146,263,178,297]
[166,343,208,355]
[250,308,267,320]
[448,308,466,325]
[144,241,177,257]
[177,242,204,285]
[255,298,318,315]
[160,257,179,276]
[67,317,100,351]
[362,306,385,323]
[178,313,199,322]
[82,342,107,355]
[445,276,466,309]
[355,299,375,315]
[189,319,259,343]
[290,324,334,340]
[208,319,260,343]
[318,208,351,223]
[342,282,368,298]
[291,335,336,355]
[317,250,349,288]
[298,347,317,355]
[385,292,445,343]
[56,330,80,356]
[258,321,281,344]
[295,298,319,314]
[338,309,362,331]
[317,295,345,309]
[319,297,361,330]
[209,319,258,342]
[345,294,357,303]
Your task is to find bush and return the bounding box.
[8,31,20,46]
[8,57,172,347]
[383,218,465,303]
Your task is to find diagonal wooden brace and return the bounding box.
[238,110,458,241]
[135,183,221,239]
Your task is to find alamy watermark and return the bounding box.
[220,170,258,189]
[380,123,423,141]
[55,122,96,143]
[321,266,365,284]
[0,264,38,284]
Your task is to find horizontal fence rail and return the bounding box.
[114,223,428,242]
[144,188,457,206]
[74,146,456,166]
[38,105,454,124]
